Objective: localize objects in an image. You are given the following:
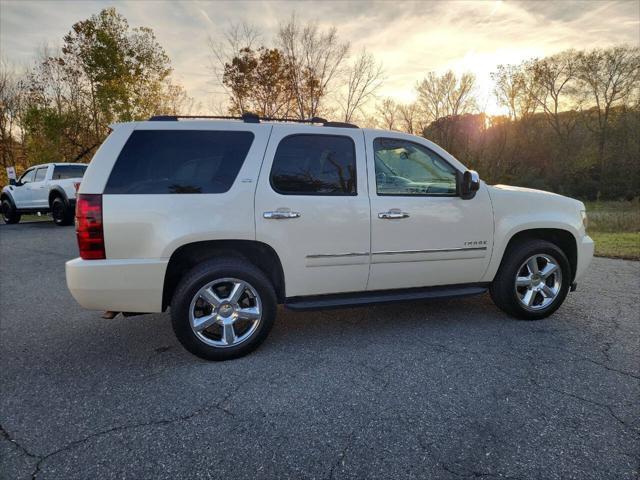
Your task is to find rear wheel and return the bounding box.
[51,197,73,226]
[170,258,277,360]
[490,240,570,320]
[1,199,20,224]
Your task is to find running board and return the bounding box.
[284,284,488,311]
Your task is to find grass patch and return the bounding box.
[585,200,639,260]
[20,214,51,223]
[589,232,640,260]
[585,200,640,233]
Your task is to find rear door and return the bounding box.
[255,126,370,298]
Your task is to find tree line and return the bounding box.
[1,8,638,200]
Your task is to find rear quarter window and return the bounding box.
[104,130,254,194]
[52,165,87,180]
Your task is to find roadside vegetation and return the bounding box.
[586,200,640,260]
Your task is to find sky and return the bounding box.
[1,0,639,116]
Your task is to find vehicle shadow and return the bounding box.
[40,293,505,374]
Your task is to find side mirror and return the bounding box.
[9,178,16,186]
[459,170,480,200]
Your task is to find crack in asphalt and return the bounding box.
[412,429,526,480]
[539,384,639,436]
[0,423,41,460]
[24,379,247,480]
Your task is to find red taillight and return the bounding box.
[75,194,105,260]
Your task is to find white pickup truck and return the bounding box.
[1,163,87,225]
[65,114,594,360]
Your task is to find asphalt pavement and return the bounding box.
[0,221,638,479]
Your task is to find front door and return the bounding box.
[365,131,494,291]
[12,168,36,208]
[255,127,370,298]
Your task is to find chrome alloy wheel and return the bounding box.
[515,254,563,311]
[189,278,262,348]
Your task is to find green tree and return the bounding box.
[21,8,190,164]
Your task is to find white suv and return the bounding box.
[2,163,87,225]
[65,114,594,360]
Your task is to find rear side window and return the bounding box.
[105,130,254,194]
[270,134,357,195]
[34,167,47,182]
[53,165,87,180]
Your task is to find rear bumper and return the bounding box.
[66,258,168,313]
[574,235,594,282]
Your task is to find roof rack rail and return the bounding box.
[147,113,359,128]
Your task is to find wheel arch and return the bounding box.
[488,228,578,283]
[48,186,69,207]
[162,240,286,310]
[1,190,16,207]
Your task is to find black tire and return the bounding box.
[170,258,277,361]
[490,239,571,320]
[51,197,73,226]
[1,198,21,224]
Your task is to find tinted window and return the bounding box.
[105,130,254,194]
[34,167,48,182]
[20,169,36,184]
[374,138,457,196]
[53,165,87,180]
[270,134,356,195]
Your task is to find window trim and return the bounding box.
[269,133,358,197]
[373,137,460,198]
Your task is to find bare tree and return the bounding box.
[525,51,580,145]
[278,15,349,119]
[397,102,425,134]
[338,49,383,122]
[416,70,476,124]
[491,63,538,120]
[375,98,399,130]
[576,45,640,197]
[208,22,261,113]
[416,71,476,150]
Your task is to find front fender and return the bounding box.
[482,185,584,282]
[1,187,16,206]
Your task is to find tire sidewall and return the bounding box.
[52,197,71,226]
[492,241,571,320]
[170,259,277,360]
[2,199,19,224]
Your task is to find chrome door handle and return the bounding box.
[378,209,410,219]
[263,209,301,219]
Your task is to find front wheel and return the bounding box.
[1,199,21,224]
[490,240,571,320]
[170,258,277,360]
